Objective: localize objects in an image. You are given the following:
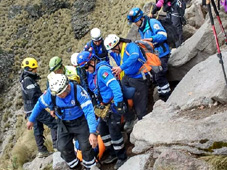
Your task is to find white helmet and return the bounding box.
[104,34,120,50]
[90,28,102,41]
[71,53,79,66]
[48,72,68,96]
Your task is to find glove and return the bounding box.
[116,101,127,115]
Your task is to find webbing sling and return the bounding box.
[119,43,126,80]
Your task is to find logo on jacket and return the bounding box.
[80,88,89,99]
[153,24,160,30]
[71,100,75,105]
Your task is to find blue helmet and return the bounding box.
[127,7,144,23]
[77,51,94,67]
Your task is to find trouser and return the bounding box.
[57,115,96,169]
[99,112,127,161]
[32,109,58,152]
[154,55,171,102]
[121,75,148,121]
[167,7,183,47]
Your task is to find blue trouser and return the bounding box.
[98,111,127,161]
[32,109,57,152]
[57,115,96,169]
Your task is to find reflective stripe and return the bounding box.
[104,141,112,147]
[41,95,48,107]
[113,143,125,150]
[111,137,123,144]
[106,78,116,86]
[157,31,167,37]
[26,84,35,89]
[81,100,92,108]
[157,83,171,94]
[83,158,96,168]
[131,52,139,55]
[25,110,32,114]
[102,134,111,140]
[67,158,79,168]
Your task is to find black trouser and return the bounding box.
[121,75,148,121]
[57,115,96,169]
[33,109,58,152]
[154,55,171,102]
[99,112,127,161]
[167,7,183,47]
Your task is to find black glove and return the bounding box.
[116,101,127,115]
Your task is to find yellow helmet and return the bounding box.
[67,74,81,84]
[21,57,38,69]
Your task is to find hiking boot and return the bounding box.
[102,155,118,164]
[114,159,127,170]
[37,151,50,158]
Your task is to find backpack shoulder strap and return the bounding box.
[73,82,78,106]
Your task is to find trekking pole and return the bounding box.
[210,0,227,45]
[207,0,227,85]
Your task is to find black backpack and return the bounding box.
[147,16,179,48]
[158,18,180,48]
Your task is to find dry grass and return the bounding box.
[201,155,227,170]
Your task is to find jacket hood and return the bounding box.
[19,70,40,83]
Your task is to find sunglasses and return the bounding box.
[84,63,92,69]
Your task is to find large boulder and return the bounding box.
[168,6,227,82]
[153,149,213,170]
[168,51,227,109]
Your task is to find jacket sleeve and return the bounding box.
[120,43,140,71]
[28,89,52,122]
[99,67,123,106]
[149,19,167,43]
[76,85,97,133]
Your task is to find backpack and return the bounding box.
[158,18,180,48]
[134,40,162,79]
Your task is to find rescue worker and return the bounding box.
[84,28,109,62]
[26,73,99,170]
[104,34,149,132]
[127,7,171,102]
[49,56,88,91]
[20,57,57,158]
[71,53,97,105]
[77,51,127,170]
[149,0,186,47]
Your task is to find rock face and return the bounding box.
[71,0,96,39]
[153,149,213,170]
[167,3,227,82]
[0,52,14,93]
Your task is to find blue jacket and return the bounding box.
[29,83,97,133]
[90,61,123,106]
[111,42,145,79]
[139,16,170,58]
[84,40,109,62]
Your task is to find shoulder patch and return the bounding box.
[153,23,160,30]
[102,72,109,79]
[26,84,35,89]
